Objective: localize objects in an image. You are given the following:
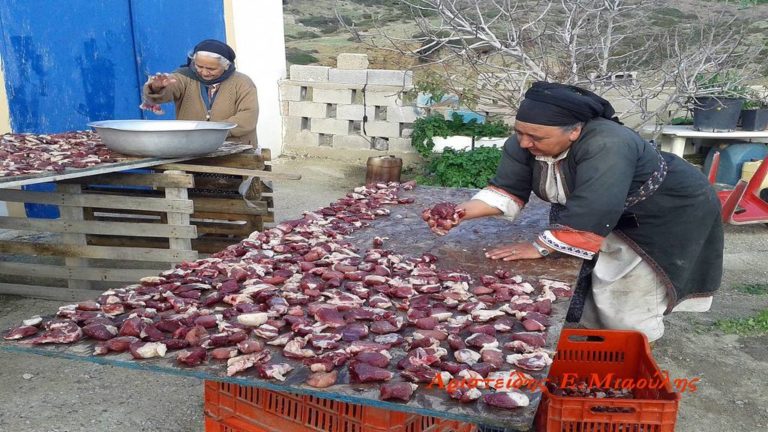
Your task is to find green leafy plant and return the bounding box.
[693,71,750,99]
[418,147,502,188]
[714,309,768,336]
[411,70,449,106]
[741,89,768,110]
[734,283,768,295]
[670,116,694,125]
[411,113,510,158]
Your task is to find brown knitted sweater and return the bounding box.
[143,72,258,147]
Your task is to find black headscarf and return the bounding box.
[515,81,622,126]
[175,39,236,85]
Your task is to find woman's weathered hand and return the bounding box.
[485,242,542,261]
[148,73,176,92]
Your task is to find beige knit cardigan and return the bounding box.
[143,71,258,147]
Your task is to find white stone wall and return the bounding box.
[281,54,417,153]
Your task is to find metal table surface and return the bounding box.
[0,142,253,188]
[0,186,582,430]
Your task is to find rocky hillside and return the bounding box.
[282,0,768,73]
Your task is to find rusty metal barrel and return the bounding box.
[365,155,402,184]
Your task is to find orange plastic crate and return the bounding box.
[204,380,476,432]
[536,329,681,432]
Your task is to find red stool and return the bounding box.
[708,153,768,225]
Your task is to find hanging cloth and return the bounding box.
[199,83,220,121]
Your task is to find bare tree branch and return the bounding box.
[336,0,761,128]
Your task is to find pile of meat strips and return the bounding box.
[0,131,116,177]
[4,181,572,410]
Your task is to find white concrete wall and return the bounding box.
[229,0,287,156]
[0,55,11,134]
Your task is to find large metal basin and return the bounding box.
[88,120,237,158]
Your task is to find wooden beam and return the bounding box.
[164,170,194,253]
[156,163,300,180]
[0,189,194,213]
[0,283,103,302]
[0,262,159,282]
[0,240,197,262]
[193,197,268,215]
[0,217,196,238]
[60,172,194,188]
[187,152,267,170]
[58,184,90,291]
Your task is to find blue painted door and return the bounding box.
[0,0,225,217]
[0,0,226,130]
[131,0,227,120]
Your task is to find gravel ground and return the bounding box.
[1,156,766,432]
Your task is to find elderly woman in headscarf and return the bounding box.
[142,39,258,147]
[445,81,723,342]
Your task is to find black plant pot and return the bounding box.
[740,109,768,131]
[692,97,744,132]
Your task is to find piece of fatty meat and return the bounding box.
[379,382,418,402]
[355,351,390,368]
[454,349,481,365]
[28,321,82,344]
[226,351,272,376]
[448,387,482,403]
[506,352,553,370]
[400,365,438,383]
[236,312,270,327]
[482,390,530,409]
[465,333,499,349]
[257,363,294,381]
[130,341,167,359]
[176,347,207,366]
[3,325,38,340]
[306,370,338,388]
[82,323,118,341]
[349,361,394,383]
[341,322,369,342]
[211,347,239,360]
[237,339,265,354]
[510,332,546,348]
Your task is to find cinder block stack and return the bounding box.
[281,54,419,153]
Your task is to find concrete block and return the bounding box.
[367,69,413,87]
[387,106,421,123]
[329,69,368,85]
[283,116,303,136]
[363,121,401,138]
[332,135,372,150]
[289,65,330,82]
[286,130,322,147]
[279,83,303,102]
[388,137,415,153]
[336,104,376,121]
[337,53,369,70]
[312,88,354,105]
[363,90,401,107]
[280,101,290,116]
[310,118,352,135]
[288,101,329,118]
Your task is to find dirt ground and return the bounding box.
[0,156,766,432]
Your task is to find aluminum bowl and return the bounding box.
[88,120,237,158]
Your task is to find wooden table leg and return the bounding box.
[670,136,687,157]
[57,183,91,291]
[164,171,196,262]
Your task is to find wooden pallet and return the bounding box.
[81,149,275,254]
[0,170,198,301]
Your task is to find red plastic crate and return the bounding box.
[536,329,681,432]
[204,380,476,432]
